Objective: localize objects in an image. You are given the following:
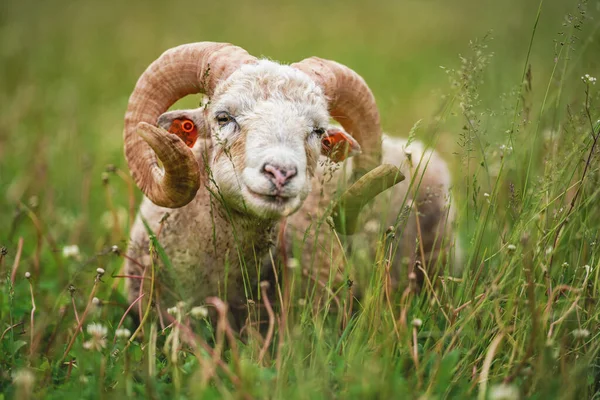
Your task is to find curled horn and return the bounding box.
[291,57,382,176]
[330,164,405,234]
[124,42,257,208]
[293,58,401,233]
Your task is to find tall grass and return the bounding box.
[1,0,600,398]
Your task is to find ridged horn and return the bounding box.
[124,42,257,208]
[291,58,382,175]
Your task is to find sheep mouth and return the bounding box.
[245,186,295,206]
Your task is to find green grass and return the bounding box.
[1,0,600,398]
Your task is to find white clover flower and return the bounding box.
[115,328,131,339]
[489,383,520,400]
[96,268,105,276]
[507,244,517,252]
[412,318,423,328]
[25,271,31,279]
[87,322,107,337]
[572,329,590,339]
[12,368,35,400]
[12,369,35,387]
[92,297,101,306]
[286,258,300,269]
[190,306,209,319]
[62,245,81,259]
[167,306,178,316]
[483,192,490,198]
[84,323,107,351]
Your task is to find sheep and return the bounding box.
[158,110,459,302]
[122,42,404,326]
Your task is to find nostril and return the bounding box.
[262,163,274,177]
[263,163,297,188]
[284,167,297,180]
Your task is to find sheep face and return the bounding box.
[166,60,331,220]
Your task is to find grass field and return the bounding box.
[1,0,600,398]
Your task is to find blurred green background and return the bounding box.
[0,0,597,249]
[2,1,600,397]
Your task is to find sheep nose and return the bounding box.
[262,163,297,189]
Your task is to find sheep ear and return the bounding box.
[157,109,209,148]
[321,127,362,163]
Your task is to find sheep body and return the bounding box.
[126,131,458,323]
[283,133,459,297]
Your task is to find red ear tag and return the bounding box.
[167,118,198,148]
[321,129,352,162]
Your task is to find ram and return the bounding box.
[158,113,458,301]
[122,42,456,326]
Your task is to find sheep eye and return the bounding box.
[215,111,233,126]
[313,127,326,136]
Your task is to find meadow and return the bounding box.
[1,0,600,398]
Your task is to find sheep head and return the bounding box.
[124,42,382,219]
